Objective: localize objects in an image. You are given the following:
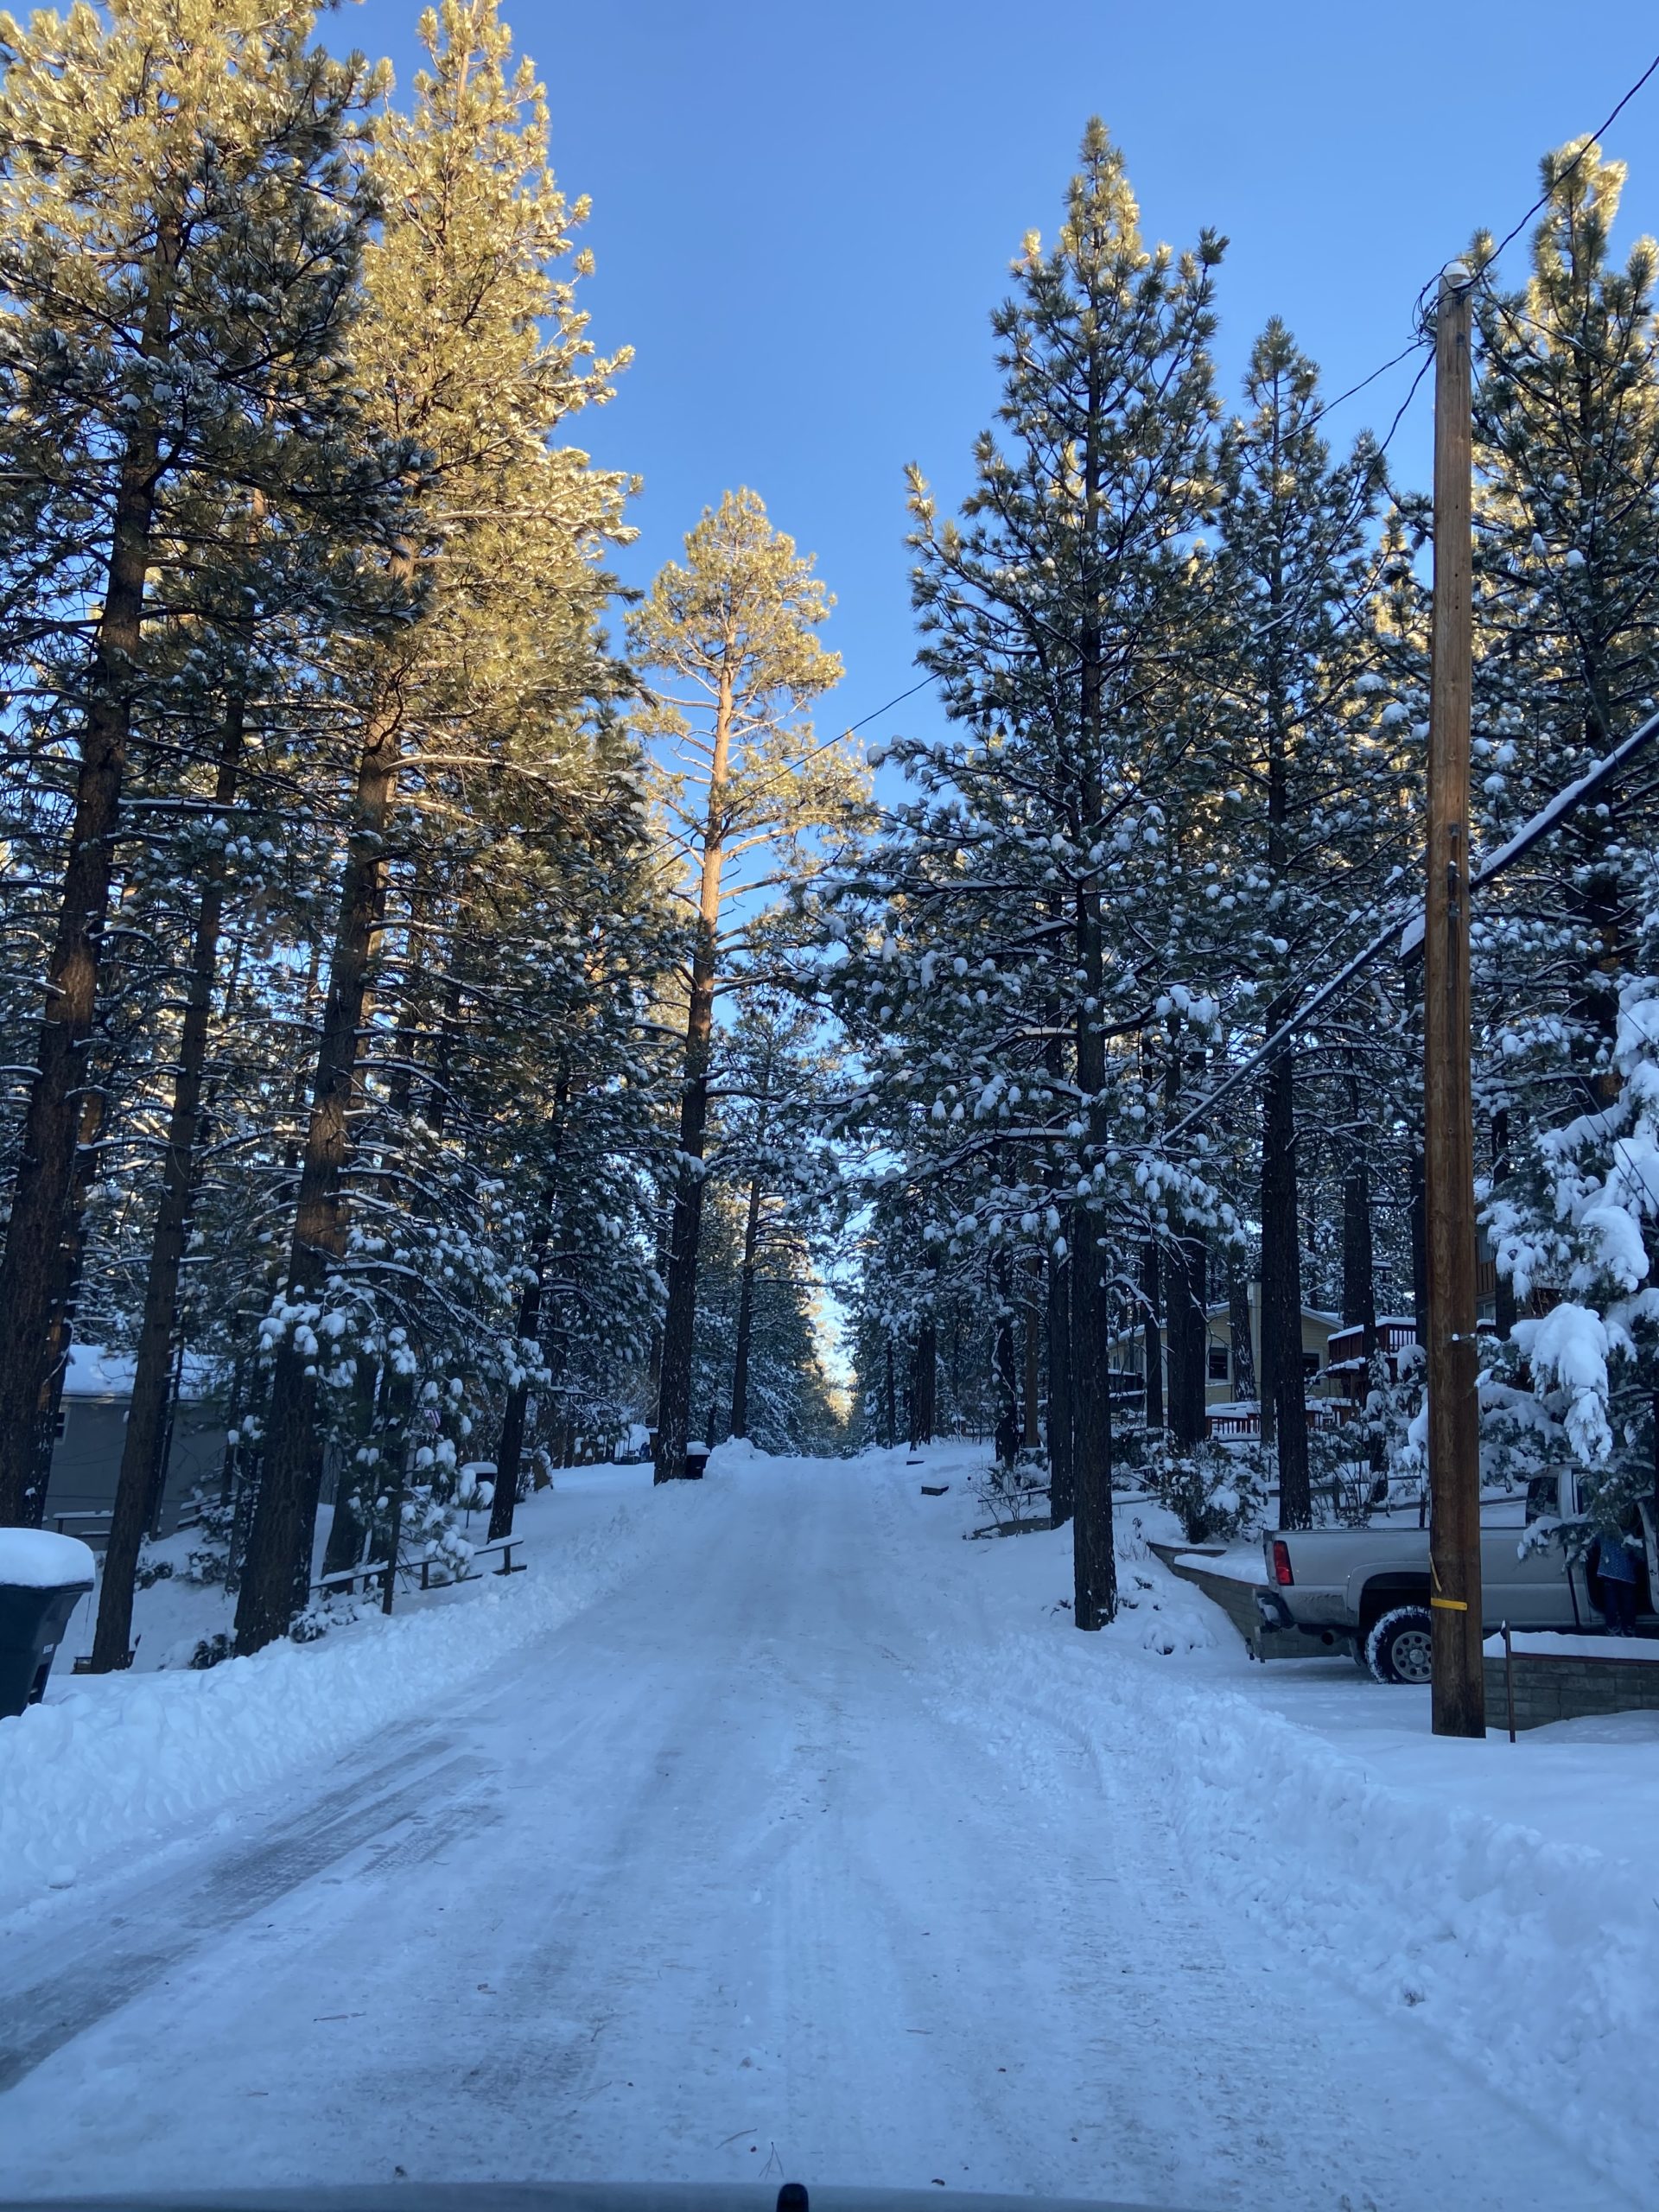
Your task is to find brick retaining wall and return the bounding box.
[1484,1652,1659,1731]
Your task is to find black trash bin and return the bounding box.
[683,1441,710,1480]
[0,1531,97,1719]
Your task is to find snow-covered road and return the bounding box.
[0,1452,1624,2210]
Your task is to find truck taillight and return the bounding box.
[1272,1540,1294,1586]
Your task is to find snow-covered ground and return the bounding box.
[0,1443,1650,2209]
[0,1470,678,1913]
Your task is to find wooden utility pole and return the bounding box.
[1424,262,1484,1738]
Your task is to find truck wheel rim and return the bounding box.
[1393,1627,1433,1683]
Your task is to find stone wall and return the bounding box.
[1484,1651,1659,1731]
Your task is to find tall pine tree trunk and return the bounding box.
[1066,334,1116,1629]
[1069,1203,1115,1630]
[93,699,244,1669]
[1341,1073,1377,1347]
[654,938,717,1480]
[1262,1032,1310,1526]
[1226,1256,1256,1404]
[1341,1071,1384,1484]
[1021,1255,1041,1451]
[488,1192,553,1541]
[1069,863,1116,1609]
[0,406,168,1522]
[911,1306,937,1448]
[1166,1231,1208,1449]
[1255,555,1310,1513]
[646,1204,670,1418]
[729,1173,763,1439]
[1567,834,1624,1114]
[489,1083,565,1541]
[653,665,734,1484]
[991,1244,1018,1465]
[235,696,402,1651]
[1140,1238,1163,1429]
[1046,1232,1074,1526]
[1491,1107,1516,1338]
[1163,1039,1205,1453]
[321,1354,380,1583]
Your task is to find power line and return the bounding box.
[1338,45,1659,436]
[1305,338,1431,434]
[841,672,935,738]
[848,48,1659,782]
[1478,47,1659,275]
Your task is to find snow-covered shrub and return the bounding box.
[970,1449,1050,1529]
[455,1463,495,1512]
[134,1543,175,1590]
[1356,1342,1427,1514]
[183,1491,238,1589]
[1306,1416,1403,1524]
[1142,1437,1266,1544]
[398,1487,474,1586]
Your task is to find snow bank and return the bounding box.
[0,1484,682,1915]
[0,1528,97,1589]
[1484,1629,1659,1662]
[703,1436,766,1472]
[950,1630,1659,2202]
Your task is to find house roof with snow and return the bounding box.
[61,1344,216,1402]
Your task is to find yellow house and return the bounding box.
[1109,1283,1342,1418]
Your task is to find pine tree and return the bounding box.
[715,988,834,1443]
[1471,141,1659,1121]
[1204,321,1392,1525]
[898,119,1224,1624]
[234,0,630,1648]
[1469,140,1659,1513]
[626,488,851,1484]
[0,0,396,1527]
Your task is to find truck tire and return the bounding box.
[1364,1605,1433,1685]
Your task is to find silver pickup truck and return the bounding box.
[1254,1469,1659,1682]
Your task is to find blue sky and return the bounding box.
[334,0,1659,760]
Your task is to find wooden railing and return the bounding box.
[1206,1402,1353,1441]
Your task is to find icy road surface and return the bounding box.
[0,1452,1622,2211]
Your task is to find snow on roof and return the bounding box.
[1202,1302,1338,1325]
[61,1344,215,1402]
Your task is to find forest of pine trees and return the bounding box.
[4,6,1659,1649]
[0,0,854,1659]
[826,122,1659,1627]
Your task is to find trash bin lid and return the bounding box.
[0,1527,97,1591]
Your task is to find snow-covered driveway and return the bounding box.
[0,1452,1623,2210]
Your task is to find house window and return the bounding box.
[1208,1345,1229,1382]
[1302,1351,1321,1378]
